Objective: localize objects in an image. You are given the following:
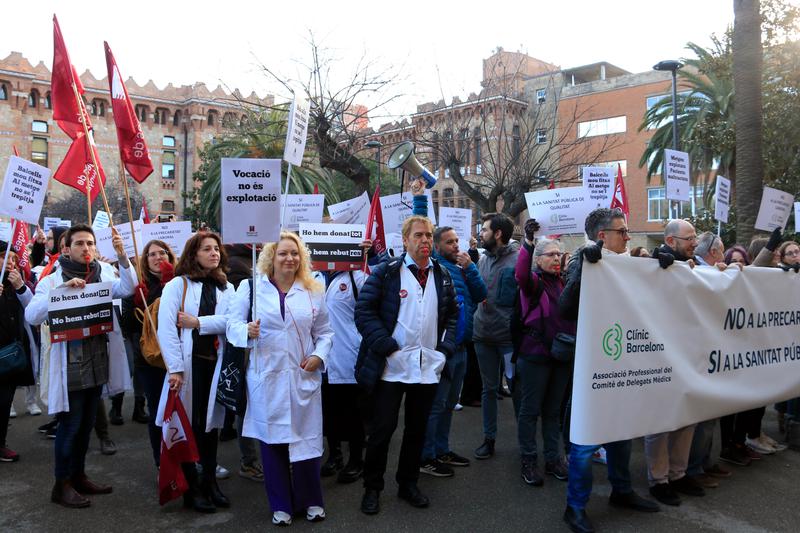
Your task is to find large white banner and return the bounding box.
[220,158,282,244]
[571,255,800,445]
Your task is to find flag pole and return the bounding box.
[119,162,142,279]
[281,163,293,228]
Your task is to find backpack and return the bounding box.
[136,277,188,369]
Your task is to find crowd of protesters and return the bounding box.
[2,183,799,532]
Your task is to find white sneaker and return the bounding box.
[27,402,42,416]
[215,464,231,479]
[760,433,787,452]
[591,447,607,465]
[9,405,16,418]
[272,511,292,526]
[746,436,775,455]
[306,506,326,522]
[453,403,463,411]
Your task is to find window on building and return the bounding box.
[240,114,249,127]
[535,169,548,184]
[536,128,547,144]
[458,198,467,209]
[512,125,521,158]
[154,108,168,125]
[222,112,237,127]
[207,110,217,126]
[91,99,106,117]
[536,88,546,104]
[432,190,439,219]
[31,137,48,167]
[0,83,7,100]
[44,92,51,109]
[32,120,48,133]
[645,91,693,130]
[173,110,181,126]
[163,136,176,147]
[443,188,454,208]
[161,200,175,213]
[578,116,626,138]
[135,104,148,123]
[473,127,481,166]
[162,151,176,179]
[647,185,705,221]
[28,89,39,108]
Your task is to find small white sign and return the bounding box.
[92,210,110,231]
[281,194,325,232]
[380,191,436,237]
[329,192,370,225]
[0,156,51,224]
[714,175,731,224]
[0,221,11,242]
[438,207,473,244]
[220,158,282,244]
[795,203,800,234]
[283,94,310,167]
[524,187,593,235]
[299,222,366,271]
[755,186,793,232]
[141,221,193,257]
[582,166,615,209]
[95,220,143,260]
[385,232,404,258]
[664,149,691,202]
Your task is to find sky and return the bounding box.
[2,0,736,126]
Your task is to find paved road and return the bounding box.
[2,391,798,532]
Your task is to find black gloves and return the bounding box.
[780,263,800,273]
[524,218,540,241]
[766,227,783,252]
[583,240,604,263]
[654,250,675,269]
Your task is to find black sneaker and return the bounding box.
[649,483,681,506]
[320,454,343,477]
[420,458,454,477]
[545,457,568,481]
[670,476,705,497]
[719,446,751,466]
[437,451,470,467]
[521,458,543,486]
[38,419,58,434]
[45,425,57,440]
[474,438,495,460]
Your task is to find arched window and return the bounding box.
[154,108,169,125]
[28,89,39,108]
[222,112,236,127]
[91,99,106,117]
[135,104,149,123]
[31,137,48,167]
[443,188,454,208]
[162,151,176,179]
[44,92,51,109]
[240,114,249,127]
[0,83,7,100]
[207,110,217,126]
[173,110,181,126]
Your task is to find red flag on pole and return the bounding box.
[52,134,106,201]
[364,186,386,273]
[610,163,629,220]
[104,42,153,183]
[158,391,199,505]
[10,220,31,280]
[140,198,150,224]
[51,16,92,141]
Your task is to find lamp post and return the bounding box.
[653,59,684,217]
[365,140,383,192]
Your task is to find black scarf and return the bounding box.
[192,277,218,358]
[59,255,102,283]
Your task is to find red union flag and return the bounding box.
[10,219,31,280]
[104,42,153,183]
[53,134,106,201]
[610,163,629,220]
[52,16,91,140]
[364,186,386,273]
[158,390,199,505]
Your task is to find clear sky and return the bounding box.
[2,0,735,126]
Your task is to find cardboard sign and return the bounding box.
[0,156,50,224]
[582,166,615,209]
[95,220,143,260]
[524,187,592,235]
[299,223,366,271]
[141,221,193,257]
[755,186,793,232]
[329,192,370,225]
[281,194,324,232]
[220,158,282,244]
[380,191,436,236]
[664,149,691,202]
[284,94,310,167]
[438,207,473,243]
[714,175,731,224]
[48,281,114,342]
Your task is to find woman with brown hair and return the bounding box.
[155,231,233,513]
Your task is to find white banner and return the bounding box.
[329,192,370,225]
[284,94,310,167]
[571,255,800,445]
[141,221,193,257]
[0,156,50,224]
[380,191,436,236]
[714,175,731,224]
[524,187,592,235]
[220,158,282,244]
[439,207,473,243]
[582,166,615,209]
[664,149,690,202]
[755,186,793,232]
[281,194,325,232]
[95,220,143,260]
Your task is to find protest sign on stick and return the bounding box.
[754,186,793,232]
[0,156,50,224]
[439,207,473,243]
[581,166,615,209]
[714,175,731,224]
[95,220,143,260]
[299,223,366,271]
[220,158,282,244]
[281,194,325,232]
[141,221,193,257]
[329,192,370,224]
[48,282,114,343]
[664,149,691,203]
[524,187,592,235]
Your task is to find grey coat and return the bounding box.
[472,241,520,345]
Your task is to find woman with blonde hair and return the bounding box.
[227,231,333,526]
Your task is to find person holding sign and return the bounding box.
[154,232,232,513]
[24,224,135,509]
[225,231,333,526]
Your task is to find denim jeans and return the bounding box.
[422,347,467,460]
[516,355,570,462]
[474,342,514,440]
[687,419,716,476]
[566,439,633,510]
[54,386,102,480]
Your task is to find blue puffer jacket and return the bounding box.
[433,252,487,345]
[354,253,459,392]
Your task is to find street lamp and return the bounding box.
[653,59,684,217]
[365,140,383,190]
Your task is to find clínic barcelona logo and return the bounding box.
[602,323,623,361]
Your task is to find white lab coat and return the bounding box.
[155,276,232,432]
[25,262,135,415]
[324,271,365,384]
[226,274,333,462]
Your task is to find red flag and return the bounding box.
[140,198,150,224]
[104,42,153,183]
[52,134,107,201]
[10,220,31,280]
[52,16,92,140]
[313,183,319,195]
[364,186,386,273]
[158,390,199,505]
[610,163,629,220]
[548,178,555,189]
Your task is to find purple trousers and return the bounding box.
[260,442,324,513]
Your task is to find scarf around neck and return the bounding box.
[59,255,102,283]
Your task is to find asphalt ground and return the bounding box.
[2,390,799,532]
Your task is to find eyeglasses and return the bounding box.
[785,249,800,258]
[539,251,563,258]
[673,235,698,242]
[602,228,629,237]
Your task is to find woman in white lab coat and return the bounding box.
[227,231,333,526]
[156,231,232,513]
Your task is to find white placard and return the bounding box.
[220,158,282,244]
[755,186,793,232]
[714,175,731,224]
[0,221,11,242]
[795,203,800,234]
[664,149,691,202]
[44,217,63,232]
[0,156,51,224]
[582,166,615,209]
[95,220,143,260]
[385,232,404,257]
[329,192,370,225]
[299,222,366,271]
[284,94,310,167]
[92,210,110,231]
[379,191,436,237]
[141,221,193,257]
[524,187,593,235]
[439,207,473,244]
[280,194,325,232]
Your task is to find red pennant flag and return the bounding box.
[158,391,199,505]
[364,186,386,273]
[313,183,319,195]
[53,134,107,202]
[140,198,150,224]
[10,220,31,280]
[104,43,153,183]
[610,163,629,221]
[52,16,92,141]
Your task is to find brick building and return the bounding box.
[0,51,273,222]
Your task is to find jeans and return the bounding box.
[422,347,467,460]
[474,342,514,440]
[566,439,633,510]
[54,386,102,479]
[687,419,716,476]
[516,355,570,462]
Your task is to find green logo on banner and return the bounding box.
[549,213,559,224]
[602,323,623,360]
